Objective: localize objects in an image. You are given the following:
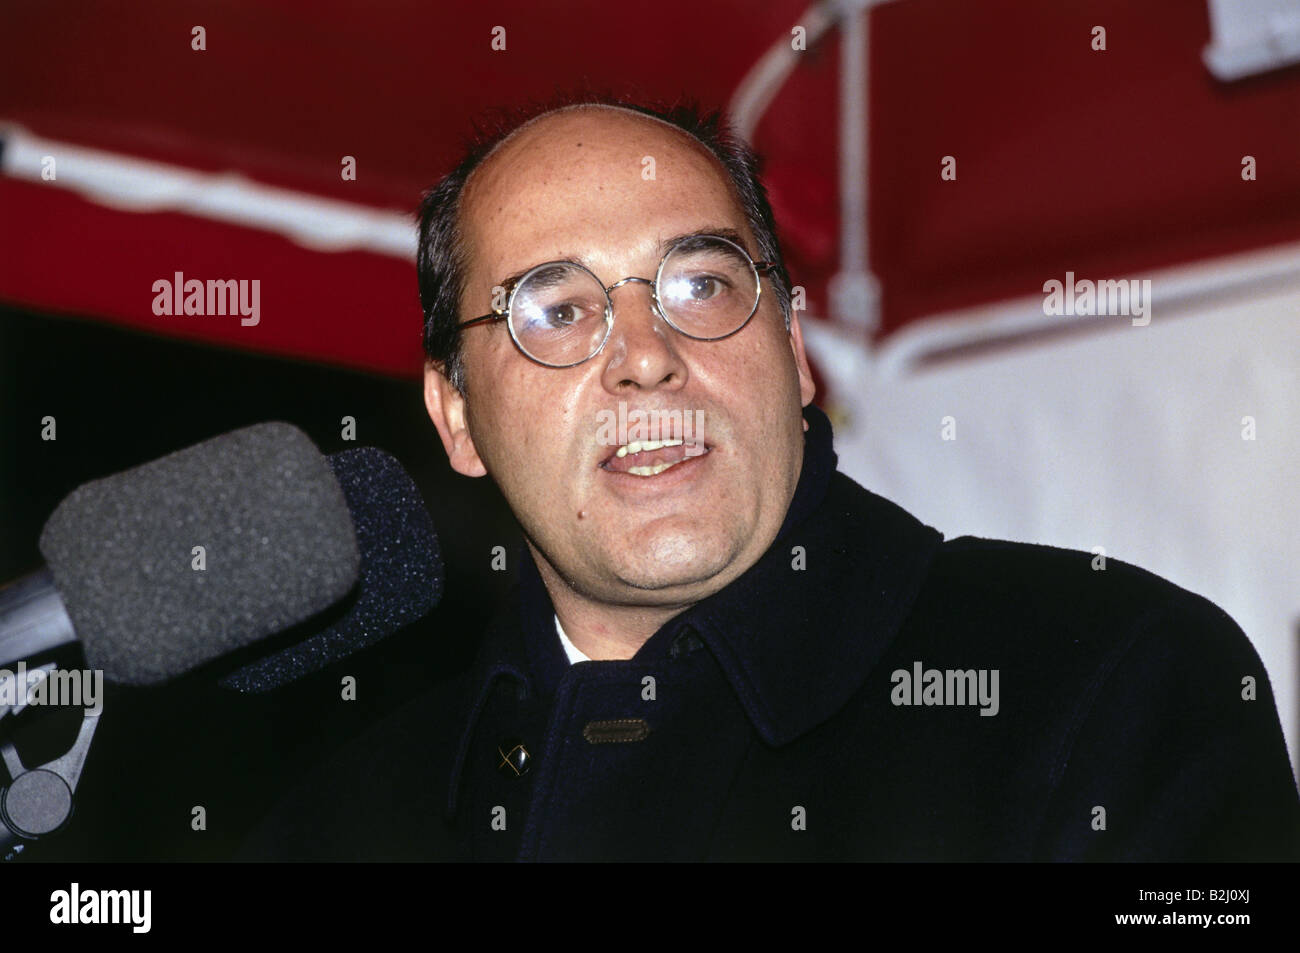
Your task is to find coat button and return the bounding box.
[496,739,531,778]
[670,625,705,658]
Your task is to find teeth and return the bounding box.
[615,438,683,458]
[627,460,683,476]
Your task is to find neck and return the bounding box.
[528,549,693,660]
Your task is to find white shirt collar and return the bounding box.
[554,614,591,664]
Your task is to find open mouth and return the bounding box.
[599,438,710,477]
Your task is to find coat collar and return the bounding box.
[445,405,944,817]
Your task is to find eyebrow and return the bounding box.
[496,227,752,290]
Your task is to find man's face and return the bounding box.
[425,106,816,610]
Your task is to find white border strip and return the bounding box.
[1203,0,1300,81]
[872,240,1300,379]
[0,123,417,258]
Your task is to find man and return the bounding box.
[245,97,1300,861]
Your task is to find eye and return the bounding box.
[543,302,583,327]
[685,274,727,301]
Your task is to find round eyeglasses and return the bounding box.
[458,234,781,368]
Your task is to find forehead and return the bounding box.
[459,107,752,281]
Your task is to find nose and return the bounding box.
[598,278,688,394]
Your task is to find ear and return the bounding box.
[423,360,488,477]
[786,311,818,409]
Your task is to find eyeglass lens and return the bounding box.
[509,236,760,367]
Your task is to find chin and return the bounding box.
[607,530,740,595]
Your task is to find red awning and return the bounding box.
[2,0,1296,377]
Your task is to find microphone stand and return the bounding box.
[0,570,100,860]
[1,709,101,860]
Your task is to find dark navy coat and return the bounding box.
[244,407,1300,861]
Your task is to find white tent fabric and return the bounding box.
[808,245,1300,777]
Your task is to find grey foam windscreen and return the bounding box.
[38,422,360,685]
[219,447,443,692]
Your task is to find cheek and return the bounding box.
[463,353,530,471]
[465,357,588,496]
[722,331,804,465]
[715,320,799,405]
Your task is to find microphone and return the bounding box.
[1,426,443,688]
[219,445,443,692]
[0,425,441,851]
[0,426,443,688]
[14,422,361,686]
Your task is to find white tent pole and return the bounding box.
[828,0,881,336]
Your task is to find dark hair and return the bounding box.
[417,93,791,395]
